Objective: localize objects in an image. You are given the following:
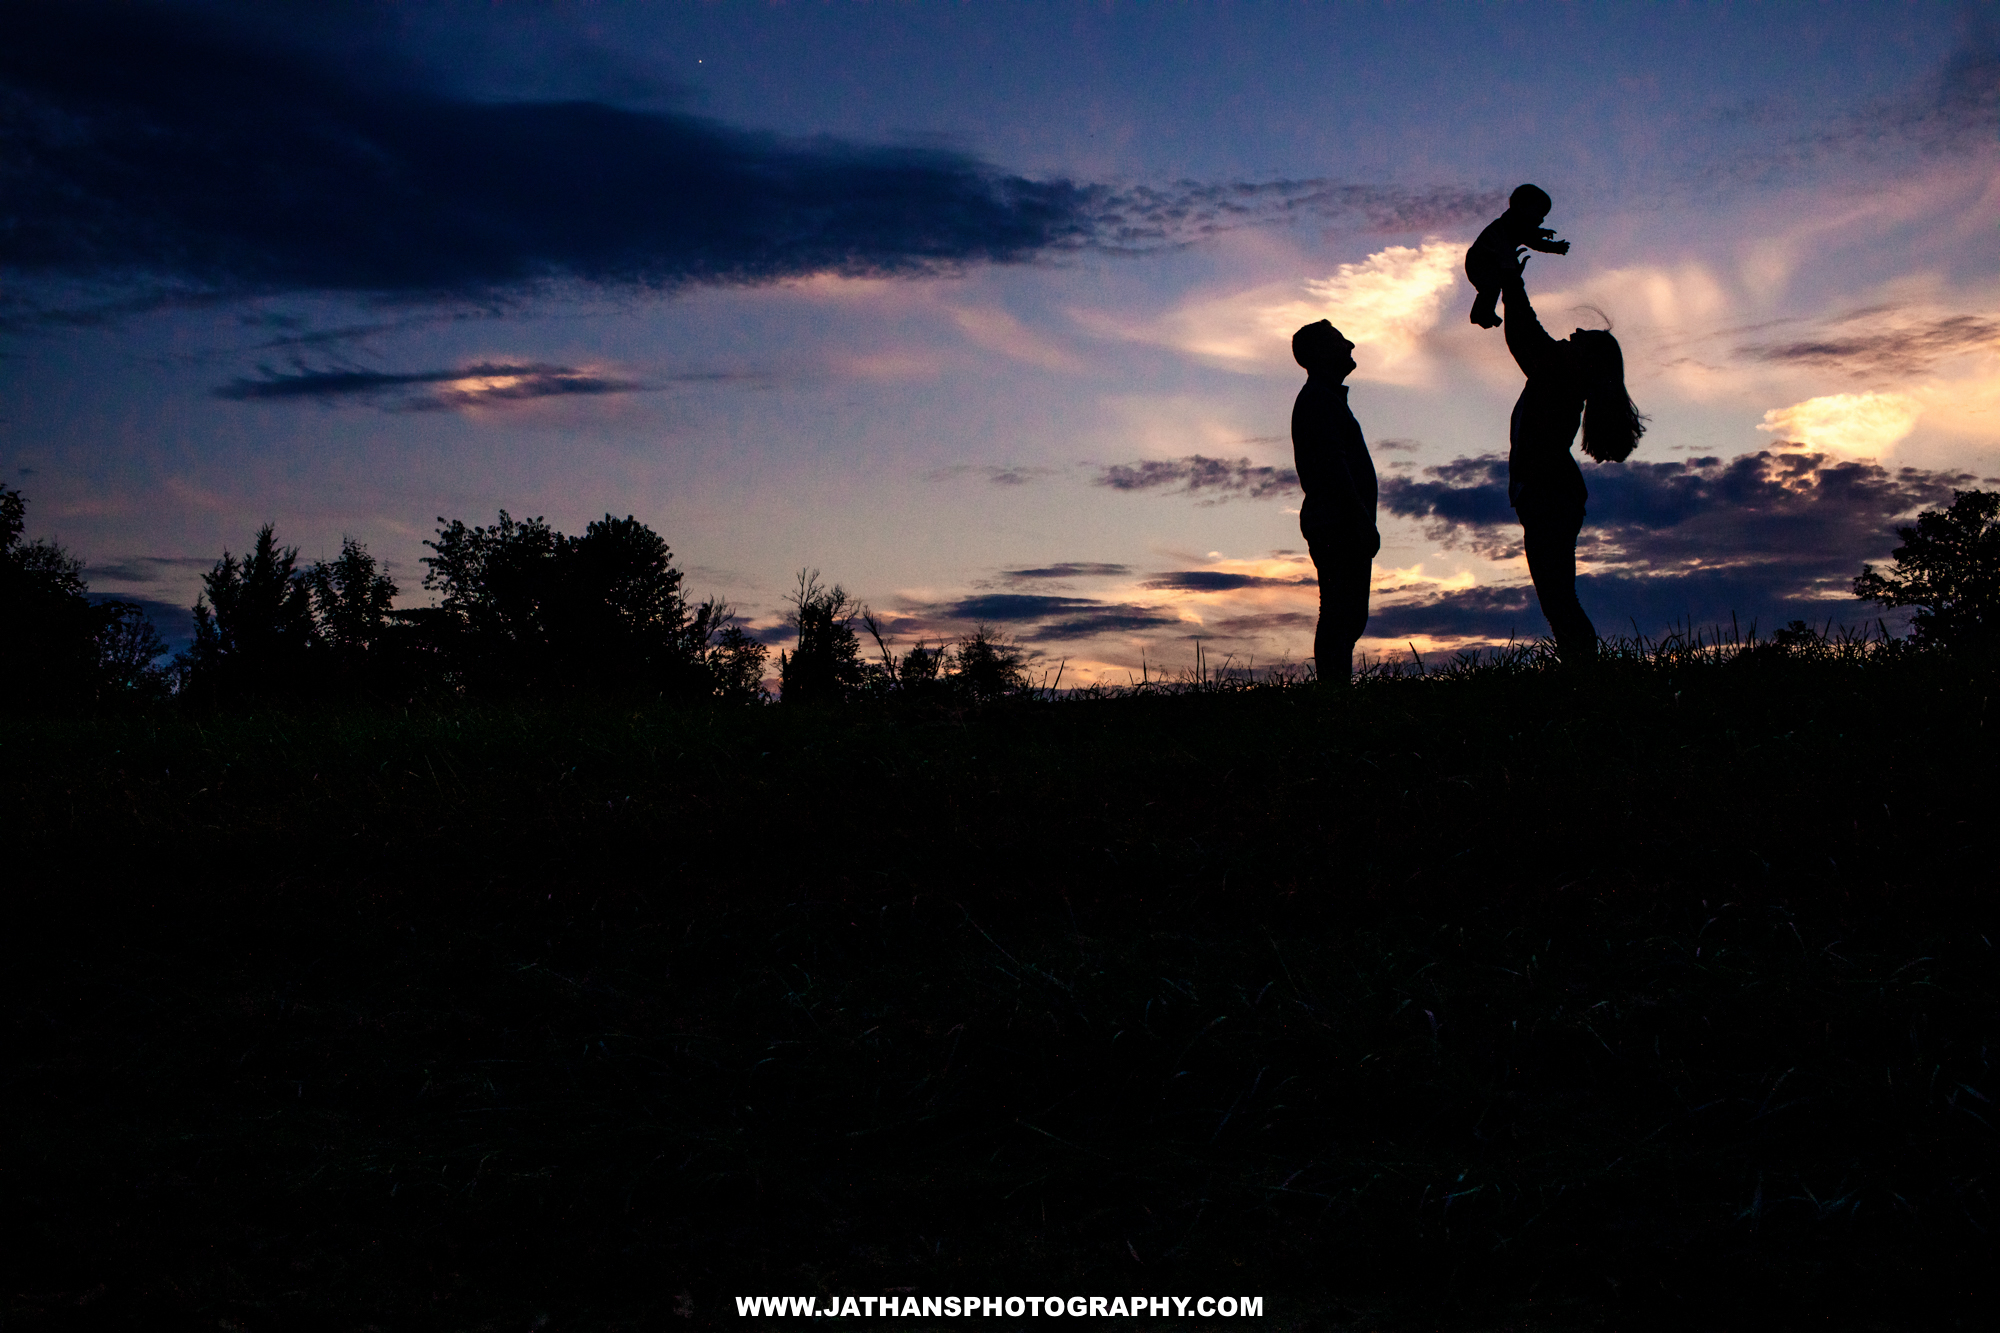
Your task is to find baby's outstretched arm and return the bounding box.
[1524,227,1570,255]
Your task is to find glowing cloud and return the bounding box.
[1076,239,1463,381]
[1290,240,1463,374]
[1371,562,1478,595]
[212,360,647,411]
[948,306,1083,372]
[1757,391,1922,458]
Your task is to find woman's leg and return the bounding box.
[1521,508,1597,663]
[1309,538,1372,683]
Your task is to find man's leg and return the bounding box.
[1521,508,1597,664]
[1310,540,1372,683]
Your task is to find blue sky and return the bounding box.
[4,1,1997,680]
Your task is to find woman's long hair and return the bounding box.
[1575,329,1647,463]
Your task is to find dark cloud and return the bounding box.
[1141,571,1315,592]
[1206,610,1317,633]
[1028,607,1186,640]
[925,464,1063,486]
[1374,438,1423,453]
[250,322,419,351]
[1202,610,1317,637]
[89,593,195,648]
[213,362,647,410]
[1803,25,2000,161]
[1085,181,1504,252]
[1095,455,1300,502]
[1366,585,1538,640]
[1377,455,1516,554]
[738,620,799,648]
[1001,563,1132,580]
[944,593,1100,622]
[1683,25,2000,195]
[238,309,502,353]
[0,2,1088,296]
[0,286,238,331]
[1384,449,1974,570]
[1369,572,1912,645]
[83,555,213,584]
[1738,313,2000,378]
[1375,447,1974,639]
[0,3,1495,303]
[881,589,1183,643]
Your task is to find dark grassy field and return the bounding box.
[7,642,1997,1330]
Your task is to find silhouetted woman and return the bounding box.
[1500,265,1646,665]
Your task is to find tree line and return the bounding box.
[4,482,1995,710]
[174,509,774,705]
[1,485,1038,708]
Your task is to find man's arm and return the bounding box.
[1339,465,1382,555]
[1333,407,1381,555]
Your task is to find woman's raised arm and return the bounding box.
[1501,269,1559,379]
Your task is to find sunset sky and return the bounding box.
[4,1,1997,682]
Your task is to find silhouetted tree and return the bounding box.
[1854,489,2000,651]
[552,514,721,695]
[949,624,1031,703]
[182,524,314,699]
[422,510,736,698]
[3,484,99,696]
[308,536,398,656]
[421,511,564,686]
[1,484,167,704]
[779,570,868,704]
[96,601,171,696]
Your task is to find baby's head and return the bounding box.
[1293,320,1356,379]
[1507,183,1552,222]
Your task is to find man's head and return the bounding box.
[1508,183,1552,221]
[1293,320,1356,379]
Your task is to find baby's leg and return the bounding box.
[1469,285,1501,328]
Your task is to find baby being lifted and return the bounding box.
[1465,184,1568,329]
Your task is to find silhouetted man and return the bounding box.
[1291,320,1379,684]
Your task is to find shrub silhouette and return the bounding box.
[1854,489,2000,651]
[706,624,771,705]
[856,614,1031,705]
[861,609,942,699]
[900,643,944,692]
